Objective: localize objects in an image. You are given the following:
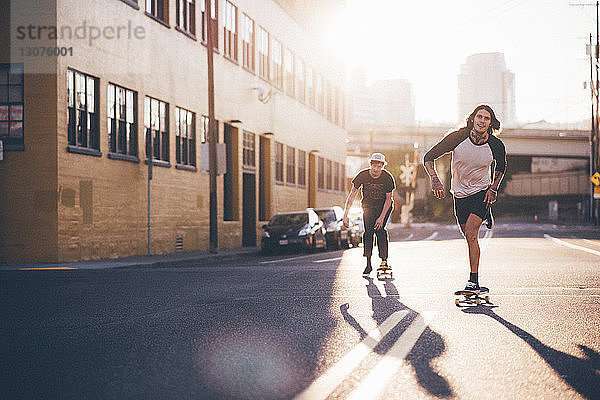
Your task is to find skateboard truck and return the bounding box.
[454,288,490,306]
[376,266,393,280]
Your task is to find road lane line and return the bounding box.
[346,311,437,400]
[404,233,414,240]
[260,254,317,264]
[584,239,600,247]
[313,257,343,263]
[544,234,600,257]
[293,310,410,400]
[423,232,438,240]
[480,229,493,251]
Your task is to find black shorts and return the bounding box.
[453,189,488,225]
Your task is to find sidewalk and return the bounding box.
[0,247,261,271]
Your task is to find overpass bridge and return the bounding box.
[346,126,590,159]
[346,126,592,221]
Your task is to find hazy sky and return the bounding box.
[327,0,596,125]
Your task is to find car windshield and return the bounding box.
[315,210,335,222]
[269,213,308,226]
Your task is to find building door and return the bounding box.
[242,173,257,246]
[223,124,239,221]
[259,136,271,221]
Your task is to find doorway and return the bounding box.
[242,173,257,246]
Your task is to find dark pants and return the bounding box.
[362,206,392,260]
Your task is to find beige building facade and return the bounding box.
[0,0,347,262]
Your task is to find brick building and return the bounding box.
[0,0,347,262]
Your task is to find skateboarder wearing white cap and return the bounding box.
[343,153,396,276]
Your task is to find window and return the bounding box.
[333,87,341,125]
[315,73,324,114]
[146,0,168,24]
[107,83,138,159]
[257,26,269,80]
[317,156,324,189]
[306,66,315,109]
[176,0,196,36]
[286,146,295,184]
[175,107,196,167]
[295,58,305,103]
[241,13,254,71]
[340,92,346,128]
[326,159,332,190]
[275,141,284,183]
[270,38,283,89]
[144,96,169,163]
[242,130,255,169]
[223,1,237,61]
[120,0,139,9]
[284,48,294,97]
[326,81,333,122]
[67,69,100,154]
[201,0,218,49]
[199,115,208,143]
[334,162,340,191]
[0,63,24,151]
[297,150,306,186]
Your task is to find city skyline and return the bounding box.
[328,0,595,125]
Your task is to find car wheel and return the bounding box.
[336,233,342,250]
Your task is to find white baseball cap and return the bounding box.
[369,152,387,165]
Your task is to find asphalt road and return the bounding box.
[1,223,599,399]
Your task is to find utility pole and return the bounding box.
[589,33,595,223]
[206,0,218,252]
[592,0,600,225]
[148,123,152,256]
[571,0,600,224]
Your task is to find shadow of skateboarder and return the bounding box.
[340,278,453,398]
[462,305,600,400]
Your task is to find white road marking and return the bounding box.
[544,234,600,257]
[313,257,343,263]
[259,254,317,264]
[293,310,410,400]
[423,232,439,240]
[480,229,493,251]
[584,239,600,247]
[346,311,437,400]
[404,233,414,240]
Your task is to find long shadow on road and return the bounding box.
[462,306,600,400]
[341,278,453,398]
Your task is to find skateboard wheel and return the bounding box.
[484,296,490,303]
[455,298,460,306]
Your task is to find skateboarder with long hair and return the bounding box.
[343,153,396,276]
[423,104,506,292]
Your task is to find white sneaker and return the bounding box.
[464,281,480,292]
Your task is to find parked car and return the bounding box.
[261,208,327,254]
[314,206,351,250]
[347,207,364,248]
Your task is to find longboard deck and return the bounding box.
[376,267,393,280]
[454,287,489,296]
[454,287,490,306]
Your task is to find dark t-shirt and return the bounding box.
[352,168,396,209]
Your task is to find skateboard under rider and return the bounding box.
[454,287,490,306]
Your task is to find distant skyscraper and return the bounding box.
[347,68,415,129]
[347,66,375,129]
[370,79,415,127]
[457,52,516,127]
